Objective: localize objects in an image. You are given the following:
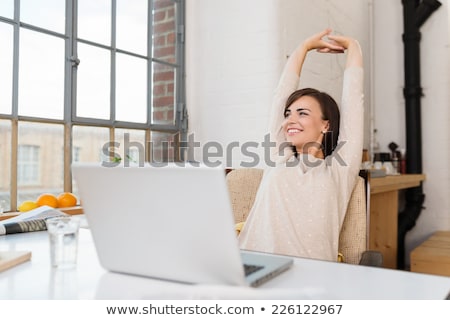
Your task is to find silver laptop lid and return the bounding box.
[73,163,248,286]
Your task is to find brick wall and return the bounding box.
[152,0,176,126]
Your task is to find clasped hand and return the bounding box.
[303,28,356,54]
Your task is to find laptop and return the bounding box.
[72,163,293,287]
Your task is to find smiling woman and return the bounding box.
[282,88,340,159]
[238,29,364,262]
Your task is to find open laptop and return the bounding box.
[72,163,293,287]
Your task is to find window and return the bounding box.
[17,145,40,186]
[0,0,186,211]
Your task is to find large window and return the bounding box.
[0,0,186,211]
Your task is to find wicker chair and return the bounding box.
[226,168,382,266]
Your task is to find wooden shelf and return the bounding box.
[370,174,426,194]
[0,206,84,222]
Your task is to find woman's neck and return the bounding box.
[295,144,324,159]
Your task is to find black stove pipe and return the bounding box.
[398,0,441,270]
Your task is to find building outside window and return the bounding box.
[0,0,186,211]
[17,145,40,186]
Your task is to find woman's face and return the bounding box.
[282,95,329,153]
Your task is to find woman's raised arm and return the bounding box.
[326,34,363,69]
[285,28,345,77]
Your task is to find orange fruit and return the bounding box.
[36,193,58,208]
[57,192,78,208]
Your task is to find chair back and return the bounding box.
[226,168,368,264]
[226,168,264,224]
[338,176,367,264]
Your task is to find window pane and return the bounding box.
[0,0,14,19]
[78,0,111,45]
[18,29,64,119]
[20,0,65,33]
[115,128,146,165]
[76,43,110,119]
[0,23,13,115]
[117,0,147,55]
[151,131,177,163]
[17,122,64,206]
[152,62,175,125]
[0,120,11,211]
[152,0,176,64]
[116,53,147,123]
[72,126,110,163]
[72,126,110,196]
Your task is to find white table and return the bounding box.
[1,226,450,300]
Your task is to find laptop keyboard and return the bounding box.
[244,264,264,276]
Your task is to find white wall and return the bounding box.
[186,0,450,267]
[186,0,280,168]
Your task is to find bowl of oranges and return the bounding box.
[18,192,78,212]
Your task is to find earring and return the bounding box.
[322,130,327,134]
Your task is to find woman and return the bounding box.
[238,29,364,261]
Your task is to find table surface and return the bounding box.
[1,221,450,300]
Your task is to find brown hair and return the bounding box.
[284,88,340,158]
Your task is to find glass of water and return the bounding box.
[46,216,81,269]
